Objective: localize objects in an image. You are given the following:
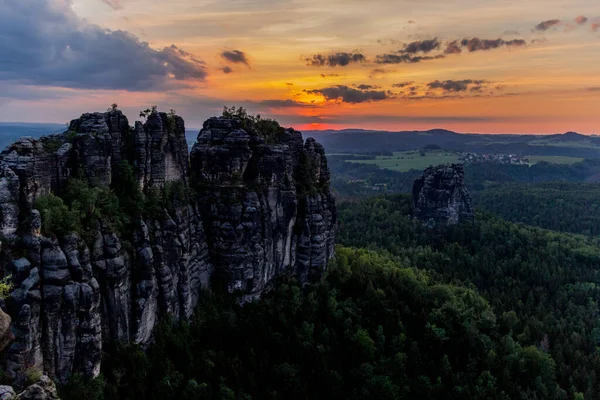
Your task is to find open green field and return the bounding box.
[341,151,585,172]
[346,151,461,172]
[527,155,585,165]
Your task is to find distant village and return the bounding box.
[458,152,530,165]
[346,180,388,192]
[339,150,532,193]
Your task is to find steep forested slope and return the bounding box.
[61,194,600,399]
[338,195,600,399]
[63,247,562,400]
[472,182,600,236]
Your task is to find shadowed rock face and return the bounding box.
[0,374,59,400]
[0,110,336,386]
[13,375,59,400]
[190,118,336,300]
[412,163,474,226]
[0,309,13,353]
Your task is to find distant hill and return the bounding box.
[0,124,205,152]
[0,123,65,151]
[303,129,600,158]
[3,123,598,159]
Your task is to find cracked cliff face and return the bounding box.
[412,163,474,227]
[190,117,336,300]
[0,109,336,386]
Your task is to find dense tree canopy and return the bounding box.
[59,193,600,399]
[472,182,600,236]
[328,158,600,199]
[62,246,569,400]
[338,195,600,399]
[221,106,285,144]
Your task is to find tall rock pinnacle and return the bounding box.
[0,108,337,386]
[412,163,474,227]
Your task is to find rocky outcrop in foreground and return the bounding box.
[0,375,59,400]
[412,163,474,226]
[0,109,336,387]
[0,309,13,353]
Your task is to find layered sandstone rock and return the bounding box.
[412,163,474,226]
[190,117,336,299]
[0,109,336,385]
[0,308,13,353]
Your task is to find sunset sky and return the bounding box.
[1,0,599,133]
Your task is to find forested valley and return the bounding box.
[332,158,600,237]
[29,112,600,400]
[58,193,600,399]
[330,157,600,199]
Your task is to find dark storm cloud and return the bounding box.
[375,38,444,64]
[375,54,444,64]
[221,66,233,74]
[0,0,207,91]
[461,38,526,52]
[505,39,527,47]
[374,35,525,65]
[442,38,526,54]
[392,81,414,88]
[305,85,390,103]
[221,50,250,66]
[427,79,487,92]
[305,52,366,67]
[535,19,561,31]
[444,40,462,54]
[401,38,440,54]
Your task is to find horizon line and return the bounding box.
[0,121,596,137]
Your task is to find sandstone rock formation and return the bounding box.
[190,117,336,299]
[0,375,59,400]
[0,309,13,353]
[0,109,336,386]
[412,163,474,226]
[14,376,59,400]
[0,385,16,400]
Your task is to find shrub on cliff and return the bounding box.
[112,161,145,219]
[34,194,81,237]
[63,177,125,234]
[222,106,285,144]
[0,275,14,300]
[35,171,131,241]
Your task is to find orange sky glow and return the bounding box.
[1,0,599,134]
